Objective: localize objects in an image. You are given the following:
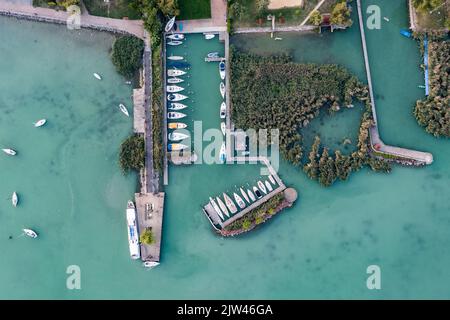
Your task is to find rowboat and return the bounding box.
[247,189,256,202]
[220,102,226,119]
[2,148,16,156]
[167,69,186,77]
[223,193,238,214]
[207,52,219,58]
[168,143,189,151]
[93,73,102,80]
[168,55,184,61]
[216,197,229,218]
[219,61,226,80]
[167,112,186,119]
[167,34,184,40]
[119,103,129,117]
[209,197,224,220]
[143,261,160,269]
[12,192,18,207]
[253,186,262,199]
[23,229,38,239]
[169,103,188,111]
[265,180,273,192]
[269,175,276,185]
[34,119,46,127]
[167,93,188,101]
[167,85,184,93]
[204,33,215,40]
[258,180,267,194]
[233,193,246,209]
[167,41,183,46]
[219,142,226,163]
[126,201,140,260]
[220,82,225,98]
[168,122,187,129]
[168,132,189,141]
[400,29,412,38]
[240,188,250,203]
[383,17,390,22]
[167,77,184,84]
[221,122,226,136]
[165,16,176,32]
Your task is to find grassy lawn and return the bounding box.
[83,0,141,19]
[178,0,211,20]
[415,5,449,30]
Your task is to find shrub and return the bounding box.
[111,36,144,78]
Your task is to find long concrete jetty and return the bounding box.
[356,0,433,165]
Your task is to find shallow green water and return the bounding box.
[1,0,449,299]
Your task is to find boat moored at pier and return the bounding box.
[126,201,141,260]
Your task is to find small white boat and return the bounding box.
[34,119,46,127]
[2,148,16,156]
[167,41,183,46]
[223,193,238,214]
[143,261,160,269]
[269,175,276,185]
[209,197,224,220]
[240,188,250,203]
[168,122,187,129]
[265,180,273,192]
[219,61,226,80]
[119,103,129,117]
[167,85,184,93]
[23,228,38,239]
[220,102,226,119]
[126,201,140,260]
[216,197,229,218]
[221,122,226,136]
[220,82,225,98]
[168,55,184,61]
[274,37,283,41]
[204,33,215,40]
[219,142,226,163]
[125,81,132,85]
[167,34,184,40]
[167,112,186,119]
[167,77,184,84]
[167,69,186,77]
[207,52,219,58]
[169,103,188,111]
[12,192,18,207]
[165,16,176,32]
[168,143,189,151]
[167,93,188,101]
[93,73,102,80]
[383,17,390,22]
[233,193,246,209]
[247,189,256,202]
[253,186,262,199]
[168,132,189,141]
[258,180,267,194]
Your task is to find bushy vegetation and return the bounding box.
[414,39,450,137]
[309,10,322,26]
[330,0,353,27]
[111,36,144,78]
[413,0,445,13]
[119,134,145,173]
[140,228,155,244]
[33,0,80,9]
[152,45,164,173]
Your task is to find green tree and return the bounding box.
[331,1,353,27]
[111,36,144,78]
[413,0,445,13]
[309,10,322,26]
[255,0,269,14]
[140,228,155,245]
[303,136,321,179]
[119,135,145,173]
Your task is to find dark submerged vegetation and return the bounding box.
[119,134,145,173]
[111,36,144,78]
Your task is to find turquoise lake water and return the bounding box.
[1,0,449,299]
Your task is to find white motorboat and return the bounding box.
[209,197,224,220]
[12,192,18,207]
[383,17,390,22]
[167,112,186,119]
[2,148,16,156]
[167,40,183,46]
[265,180,273,192]
[93,73,102,80]
[253,186,262,199]
[269,175,276,185]
[233,193,246,209]
[167,85,184,93]
[221,122,226,136]
[168,122,187,129]
[220,102,226,119]
[204,33,215,40]
[168,132,189,141]
[216,197,229,218]
[220,82,225,98]
[167,69,186,77]
[34,119,47,127]
[119,103,129,117]
[240,187,250,203]
[126,201,140,260]
[223,193,238,214]
[23,228,38,239]
[167,93,188,101]
[167,34,184,40]
[169,103,188,111]
[247,189,256,202]
[219,142,226,164]
[168,143,189,151]
[168,55,184,61]
[143,261,160,269]
[165,16,176,32]
[258,180,267,194]
[167,77,184,84]
[219,61,226,80]
[207,52,219,58]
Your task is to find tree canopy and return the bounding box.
[111,36,144,78]
[119,135,145,173]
